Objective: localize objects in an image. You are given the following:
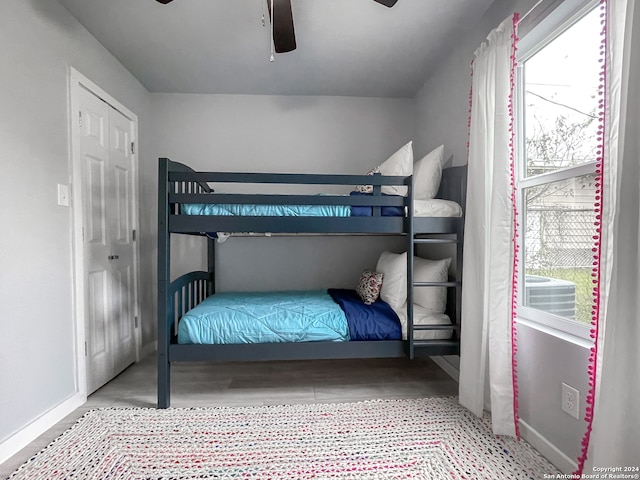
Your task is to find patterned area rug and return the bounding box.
[8,397,559,479]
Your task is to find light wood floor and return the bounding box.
[0,354,457,478]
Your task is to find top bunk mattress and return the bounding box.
[181,196,462,218]
[181,200,351,218]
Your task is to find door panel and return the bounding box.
[114,165,130,243]
[112,264,135,373]
[86,155,107,245]
[112,122,129,156]
[85,107,106,146]
[87,270,110,381]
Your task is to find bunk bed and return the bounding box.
[157,157,467,408]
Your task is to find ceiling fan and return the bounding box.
[155,0,398,54]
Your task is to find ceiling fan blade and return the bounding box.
[372,0,398,7]
[156,0,174,3]
[267,0,297,53]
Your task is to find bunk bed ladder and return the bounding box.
[158,158,171,409]
[406,184,415,359]
[407,229,463,359]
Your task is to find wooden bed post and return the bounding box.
[207,236,215,296]
[406,175,415,359]
[157,158,171,408]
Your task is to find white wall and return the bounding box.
[150,94,416,174]
[516,323,590,463]
[414,0,590,470]
[0,0,149,457]
[149,93,414,298]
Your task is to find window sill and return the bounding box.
[515,317,594,349]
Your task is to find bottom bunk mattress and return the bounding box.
[177,290,401,345]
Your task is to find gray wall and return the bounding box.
[0,0,149,446]
[516,323,590,461]
[413,0,591,467]
[150,94,416,175]
[149,93,414,297]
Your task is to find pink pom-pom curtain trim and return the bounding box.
[574,0,607,475]
[508,11,522,441]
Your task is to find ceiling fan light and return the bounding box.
[373,0,399,6]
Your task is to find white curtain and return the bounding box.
[583,0,640,472]
[459,15,518,436]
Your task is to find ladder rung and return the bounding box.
[412,238,459,244]
[411,324,460,331]
[407,339,460,356]
[413,281,459,288]
[412,339,459,347]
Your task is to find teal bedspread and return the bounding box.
[181,201,350,217]
[177,290,350,345]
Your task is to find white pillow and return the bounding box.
[413,199,463,218]
[357,142,413,197]
[413,256,451,313]
[413,145,444,200]
[376,251,407,310]
[395,304,452,340]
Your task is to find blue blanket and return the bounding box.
[181,193,404,218]
[328,289,401,341]
[349,192,405,217]
[178,290,349,345]
[177,289,402,345]
[181,201,350,217]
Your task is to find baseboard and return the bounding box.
[431,356,460,382]
[0,392,86,465]
[141,340,157,360]
[429,358,575,473]
[519,418,577,474]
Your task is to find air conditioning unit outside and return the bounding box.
[525,275,576,319]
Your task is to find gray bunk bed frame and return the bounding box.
[157,157,466,408]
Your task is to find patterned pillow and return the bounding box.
[355,142,413,196]
[356,270,384,305]
[355,166,381,194]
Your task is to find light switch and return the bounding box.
[57,184,70,207]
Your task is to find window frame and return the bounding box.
[514,0,600,341]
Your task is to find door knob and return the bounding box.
[108,255,120,260]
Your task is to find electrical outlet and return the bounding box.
[57,184,70,207]
[561,383,580,419]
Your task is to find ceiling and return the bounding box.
[57,0,494,98]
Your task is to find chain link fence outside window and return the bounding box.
[524,176,597,324]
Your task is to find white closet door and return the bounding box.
[79,87,136,394]
[108,107,137,377]
[80,87,112,393]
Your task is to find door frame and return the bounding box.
[69,67,142,398]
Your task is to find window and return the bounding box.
[515,1,601,338]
